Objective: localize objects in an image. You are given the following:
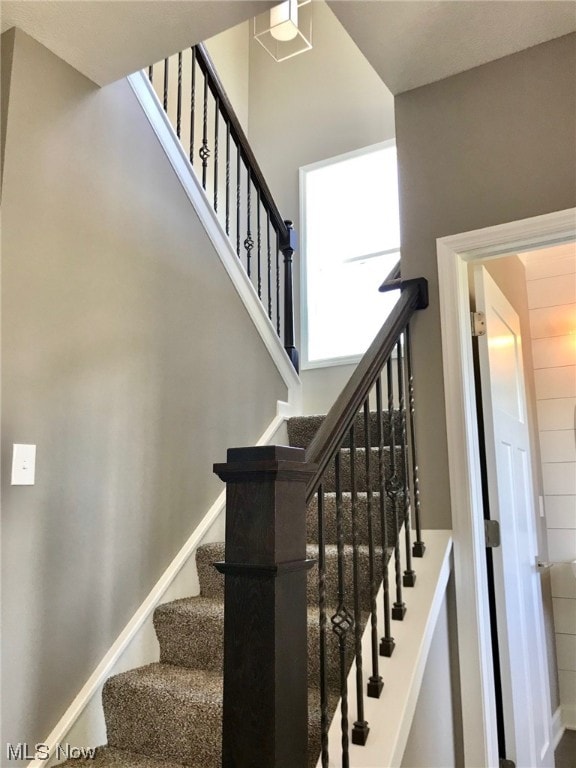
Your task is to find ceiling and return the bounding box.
[0,1,273,85]
[1,1,575,92]
[327,1,576,94]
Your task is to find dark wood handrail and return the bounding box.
[305,278,428,501]
[195,43,289,246]
[379,258,401,292]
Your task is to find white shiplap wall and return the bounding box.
[526,243,576,728]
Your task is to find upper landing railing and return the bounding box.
[147,43,298,371]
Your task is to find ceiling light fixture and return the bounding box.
[254,0,312,62]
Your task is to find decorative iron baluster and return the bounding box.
[376,376,395,656]
[244,170,253,276]
[317,486,329,768]
[276,230,281,335]
[163,57,169,111]
[213,96,219,212]
[236,147,241,257]
[176,51,182,138]
[397,336,416,587]
[331,451,352,768]
[266,212,272,321]
[257,191,262,299]
[225,123,231,235]
[364,399,384,698]
[406,324,426,556]
[387,359,406,621]
[280,222,298,372]
[147,64,153,82]
[350,423,370,745]
[200,72,210,189]
[189,47,196,165]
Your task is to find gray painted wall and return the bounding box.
[1,28,286,751]
[395,33,576,530]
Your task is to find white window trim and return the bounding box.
[299,139,398,371]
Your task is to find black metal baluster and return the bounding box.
[176,51,182,138]
[350,423,370,745]
[200,72,209,189]
[331,452,352,768]
[397,336,416,587]
[364,399,383,698]
[317,486,329,768]
[244,169,253,276]
[147,64,153,82]
[406,324,426,557]
[163,57,169,111]
[189,47,196,165]
[213,95,219,212]
[225,123,231,235]
[376,376,395,656]
[280,221,298,372]
[266,212,272,321]
[387,360,406,621]
[275,230,281,335]
[256,191,262,299]
[236,148,241,257]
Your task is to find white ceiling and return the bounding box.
[327,0,576,94]
[0,1,273,85]
[1,1,575,92]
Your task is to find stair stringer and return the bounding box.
[127,69,301,415]
[32,404,292,768]
[318,530,453,768]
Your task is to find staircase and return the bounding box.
[57,411,404,768]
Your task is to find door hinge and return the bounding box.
[485,519,501,548]
[471,311,487,337]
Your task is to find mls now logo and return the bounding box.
[6,743,96,760]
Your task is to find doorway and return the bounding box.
[436,208,576,768]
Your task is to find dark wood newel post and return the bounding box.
[214,445,316,768]
[280,220,299,373]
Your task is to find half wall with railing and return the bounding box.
[147,43,299,371]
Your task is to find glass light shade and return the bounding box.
[270,0,298,41]
[254,0,312,62]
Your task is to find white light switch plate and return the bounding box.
[11,444,36,485]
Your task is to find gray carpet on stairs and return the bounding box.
[57,413,401,768]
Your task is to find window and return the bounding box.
[300,141,401,367]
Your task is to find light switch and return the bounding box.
[11,444,36,485]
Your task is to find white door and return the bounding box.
[474,266,553,768]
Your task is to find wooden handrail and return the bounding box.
[195,43,289,246]
[305,278,428,501]
[379,258,401,292]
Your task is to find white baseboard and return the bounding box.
[127,70,301,414]
[33,402,295,768]
[562,703,576,731]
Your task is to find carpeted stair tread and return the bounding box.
[103,663,222,766]
[320,445,403,493]
[154,596,361,693]
[154,597,223,671]
[57,746,187,768]
[306,490,399,545]
[196,541,386,610]
[288,411,403,450]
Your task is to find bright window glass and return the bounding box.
[301,142,401,366]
